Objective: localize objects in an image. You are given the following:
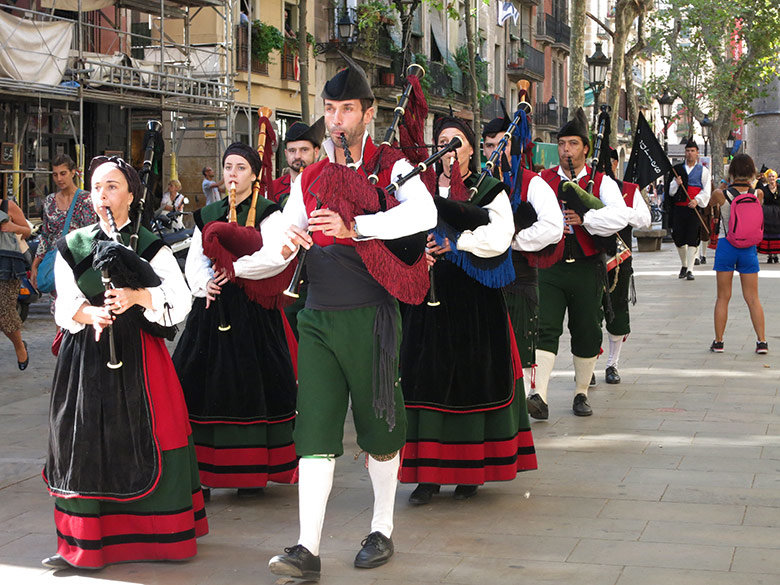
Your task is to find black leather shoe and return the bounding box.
[453,484,478,500]
[236,487,263,498]
[42,554,71,570]
[526,393,549,420]
[686,271,695,281]
[269,544,321,581]
[409,483,440,505]
[700,256,707,264]
[678,267,688,279]
[572,393,592,416]
[354,531,394,569]
[18,341,29,371]
[605,365,621,384]
[694,257,700,265]
[590,372,597,386]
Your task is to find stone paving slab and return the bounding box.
[1,243,779,584]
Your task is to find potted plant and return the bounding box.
[250,20,285,64]
[380,68,395,85]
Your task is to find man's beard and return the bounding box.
[289,159,304,171]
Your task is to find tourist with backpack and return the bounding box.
[710,154,768,354]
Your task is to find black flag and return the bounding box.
[624,112,672,189]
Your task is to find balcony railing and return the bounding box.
[545,14,571,48]
[235,25,268,75]
[534,103,568,128]
[508,46,545,80]
[280,43,297,80]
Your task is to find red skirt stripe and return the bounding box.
[54,504,201,569]
[400,431,537,485]
[191,489,208,538]
[195,443,298,488]
[758,239,780,254]
[57,536,197,569]
[54,506,197,541]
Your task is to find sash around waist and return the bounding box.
[305,244,391,310]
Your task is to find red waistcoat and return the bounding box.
[540,166,605,257]
[622,180,638,207]
[298,137,394,248]
[269,174,291,205]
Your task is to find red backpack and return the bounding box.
[724,187,763,248]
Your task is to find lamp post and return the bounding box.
[586,43,610,127]
[656,88,675,238]
[547,95,557,126]
[700,113,712,157]
[657,88,674,154]
[315,8,356,53]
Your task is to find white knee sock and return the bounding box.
[699,241,707,258]
[368,453,400,538]
[297,456,336,556]
[573,356,598,397]
[522,367,534,396]
[677,245,688,267]
[533,350,556,402]
[606,333,624,368]
[685,246,697,271]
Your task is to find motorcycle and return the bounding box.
[151,208,193,272]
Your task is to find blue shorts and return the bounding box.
[713,238,760,274]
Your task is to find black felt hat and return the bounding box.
[557,107,590,148]
[285,117,325,148]
[685,137,699,150]
[222,142,262,176]
[321,52,374,101]
[433,115,479,175]
[482,100,510,138]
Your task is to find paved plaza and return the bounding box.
[1,243,779,585]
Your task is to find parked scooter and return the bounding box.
[152,207,192,271]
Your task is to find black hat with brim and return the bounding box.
[557,107,590,149]
[286,117,326,148]
[322,52,374,101]
[482,116,510,138]
[685,137,699,150]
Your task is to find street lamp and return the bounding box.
[586,43,610,127]
[726,131,735,158]
[657,88,675,154]
[337,12,355,41]
[700,113,712,157]
[656,88,675,238]
[547,95,557,126]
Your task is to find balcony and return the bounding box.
[536,15,554,44]
[546,14,571,50]
[235,25,269,75]
[280,43,297,81]
[534,103,568,129]
[507,46,545,82]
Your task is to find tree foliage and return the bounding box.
[649,0,780,178]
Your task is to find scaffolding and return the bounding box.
[0,0,236,215]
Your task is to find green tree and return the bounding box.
[649,0,780,179]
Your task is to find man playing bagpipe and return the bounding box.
[482,98,564,395]
[528,108,629,419]
[269,117,325,208]
[268,54,436,581]
[598,148,651,384]
[667,138,711,280]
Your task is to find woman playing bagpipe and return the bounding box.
[172,142,298,497]
[42,156,207,570]
[399,115,538,505]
